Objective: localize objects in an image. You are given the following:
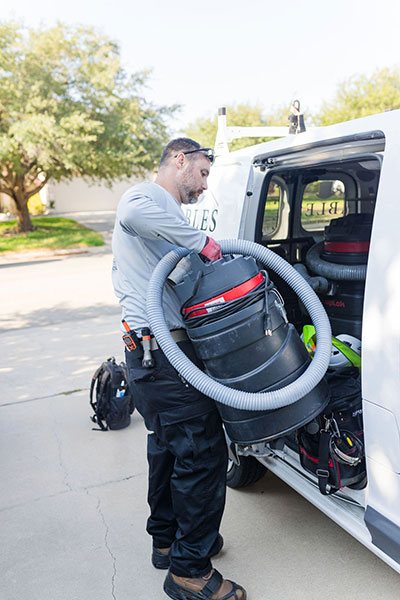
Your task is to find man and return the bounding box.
[112,138,246,600]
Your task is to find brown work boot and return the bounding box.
[164,568,247,599]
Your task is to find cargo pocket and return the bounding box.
[158,396,216,426]
[125,349,159,383]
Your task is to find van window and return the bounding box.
[262,179,282,238]
[301,179,345,231]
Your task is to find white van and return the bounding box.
[182,107,400,574]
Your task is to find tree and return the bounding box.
[0,21,176,232]
[185,103,290,152]
[314,67,400,126]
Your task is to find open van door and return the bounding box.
[183,154,254,239]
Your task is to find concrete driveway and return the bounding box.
[1,214,399,599]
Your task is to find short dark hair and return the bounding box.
[159,137,200,168]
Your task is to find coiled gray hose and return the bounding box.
[146,239,332,411]
[306,241,367,281]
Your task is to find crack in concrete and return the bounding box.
[0,472,144,513]
[84,474,142,491]
[51,409,73,493]
[87,489,117,600]
[0,388,88,407]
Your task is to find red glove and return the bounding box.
[200,236,222,261]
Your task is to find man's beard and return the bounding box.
[180,167,202,204]
[181,182,200,205]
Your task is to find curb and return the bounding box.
[0,245,109,266]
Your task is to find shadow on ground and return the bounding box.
[0,302,120,332]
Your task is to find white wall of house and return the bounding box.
[0,192,12,214]
[50,177,139,213]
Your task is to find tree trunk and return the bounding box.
[1,172,48,233]
[15,199,34,233]
[12,174,35,233]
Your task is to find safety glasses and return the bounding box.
[176,148,215,165]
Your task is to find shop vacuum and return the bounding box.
[146,240,332,446]
[172,253,328,444]
[305,214,373,339]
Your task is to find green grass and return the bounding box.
[0,217,105,254]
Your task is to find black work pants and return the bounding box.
[125,339,228,577]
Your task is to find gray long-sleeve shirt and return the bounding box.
[112,181,207,334]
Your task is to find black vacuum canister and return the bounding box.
[174,253,328,444]
[320,214,373,338]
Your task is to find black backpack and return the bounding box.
[90,357,134,431]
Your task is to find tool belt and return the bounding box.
[149,329,188,350]
[122,324,188,352]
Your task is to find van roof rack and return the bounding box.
[215,101,307,156]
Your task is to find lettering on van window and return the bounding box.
[304,201,342,217]
[301,179,345,232]
[184,208,218,232]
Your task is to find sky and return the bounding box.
[3,0,400,134]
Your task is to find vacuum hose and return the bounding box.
[293,263,329,294]
[146,239,332,411]
[306,241,367,281]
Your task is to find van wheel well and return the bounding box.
[227,455,267,489]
